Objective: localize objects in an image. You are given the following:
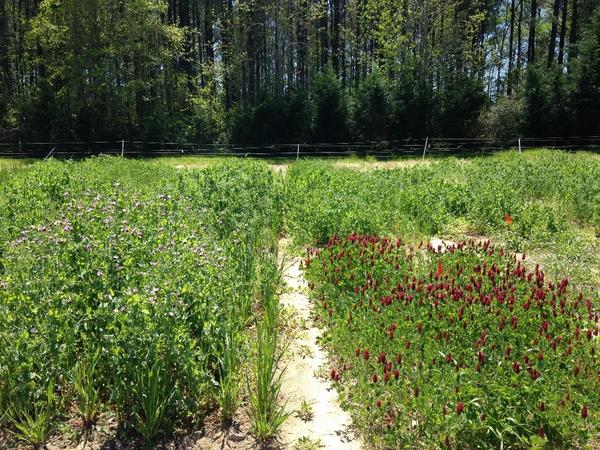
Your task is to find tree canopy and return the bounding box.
[1,0,599,143]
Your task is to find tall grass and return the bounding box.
[248,251,289,439]
[6,379,56,447]
[217,320,242,422]
[132,356,174,441]
[71,347,102,428]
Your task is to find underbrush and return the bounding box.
[305,235,599,449]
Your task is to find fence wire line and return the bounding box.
[1,137,600,158]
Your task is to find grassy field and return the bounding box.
[0,159,35,182]
[0,150,598,448]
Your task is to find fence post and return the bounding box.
[121,139,125,157]
[422,137,429,159]
[518,138,522,154]
[19,140,22,154]
[44,146,56,161]
[297,143,300,161]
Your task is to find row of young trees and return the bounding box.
[0,0,599,144]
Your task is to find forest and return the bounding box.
[1,0,599,144]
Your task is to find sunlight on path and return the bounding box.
[278,240,362,450]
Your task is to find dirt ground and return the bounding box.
[277,240,362,449]
[164,157,430,173]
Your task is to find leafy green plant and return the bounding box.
[294,435,325,450]
[296,399,314,422]
[305,235,599,448]
[0,157,282,444]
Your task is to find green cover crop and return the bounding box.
[0,157,282,444]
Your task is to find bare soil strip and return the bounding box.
[278,241,362,449]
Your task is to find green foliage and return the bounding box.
[435,75,487,137]
[389,70,435,138]
[248,251,288,439]
[310,69,349,142]
[6,379,56,447]
[71,347,102,428]
[570,6,600,136]
[248,325,288,439]
[0,150,598,449]
[478,96,526,138]
[350,71,391,141]
[230,89,314,144]
[132,356,174,441]
[186,81,227,144]
[217,322,242,422]
[2,1,600,142]
[0,157,282,444]
[523,67,553,136]
[285,151,600,284]
[22,0,184,140]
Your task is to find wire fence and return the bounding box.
[1,136,600,159]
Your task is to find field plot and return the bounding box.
[304,235,598,448]
[285,151,600,288]
[284,150,600,448]
[0,150,598,449]
[0,158,283,447]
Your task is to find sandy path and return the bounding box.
[278,243,361,450]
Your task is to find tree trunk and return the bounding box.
[0,0,10,104]
[273,4,280,101]
[568,0,578,65]
[547,0,561,66]
[496,23,507,95]
[192,2,203,79]
[527,0,537,64]
[297,0,308,89]
[507,0,516,95]
[179,0,194,90]
[558,0,568,65]
[517,0,523,82]
[320,0,329,69]
[223,0,234,110]
[332,0,341,77]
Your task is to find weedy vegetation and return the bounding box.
[248,254,289,439]
[296,399,315,422]
[293,435,325,449]
[286,150,600,288]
